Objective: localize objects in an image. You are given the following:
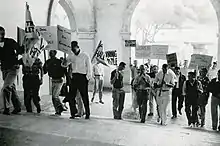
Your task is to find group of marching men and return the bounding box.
[129,59,220,131]
[0,26,106,120]
[1,26,220,131]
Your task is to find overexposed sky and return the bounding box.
[131,0,218,62]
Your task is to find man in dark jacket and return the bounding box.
[197,68,210,127]
[0,26,23,115]
[19,58,43,113]
[182,72,203,127]
[171,67,186,119]
[207,69,220,131]
[43,50,68,115]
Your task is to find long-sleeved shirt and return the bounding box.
[154,69,176,91]
[208,68,218,80]
[63,51,92,80]
[207,78,220,99]
[0,38,24,70]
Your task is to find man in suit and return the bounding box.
[171,67,186,119]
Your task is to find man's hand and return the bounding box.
[39,78,43,85]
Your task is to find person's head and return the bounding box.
[133,60,137,66]
[71,41,80,54]
[199,68,208,77]
[151,65,158,74]
[0,26,5,42]
[174,66,181,75]
[212,62,217,69]
[49,50,57,58]
[118,62,126,71]
[217,70,220,80]
[188,72,196,81]
[183,60,188,67]
[162,64,169,74]
[139,65,145,74]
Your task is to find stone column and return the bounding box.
[120,32,132,92]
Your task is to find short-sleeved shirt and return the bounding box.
[22,58,42,75]
[110,69,123,89]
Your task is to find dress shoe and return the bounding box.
[75,114,81,118]
[99,101,104,104]
[140,119,145,123]
[85,115,90,119]
[91,98,94,103]
[11,108,21,114]
[171,115,177,119]
[3,108,10,115]
[37,108,41,114]
[178,109,182,115]
[55,112,61,116]
[148,113,153,116]
[69,116,75,119]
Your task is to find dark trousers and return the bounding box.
[198,93,209,125]
[68,73,90,117]
[23,75,41,112]
[112,88,125,118]
[185,99,199,125]
[137,90,149,122]
[172,88,184,116]
[2,68,21,110]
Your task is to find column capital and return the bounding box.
[120,31,131,40]
[77,31,96,39]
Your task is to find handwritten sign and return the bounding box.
[105,50,117,65]
[135,45,151,59]
[35,26,57,50]
[151,45,168,60]
[189,54,213,69]
[57,25,72,54]
[166,53,178,67]
[125,40,136,47]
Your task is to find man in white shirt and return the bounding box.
[208,62,218,80]
[91,61,104,104]
[154,64,175,125]
[62,41,92,119]
[130,59,138,112]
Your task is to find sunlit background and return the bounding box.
[131,0,218,67]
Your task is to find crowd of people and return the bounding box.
[0,26,220,132]
[129,59,220,131]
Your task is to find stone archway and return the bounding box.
[122,0,220,66]
[46,0,77,31]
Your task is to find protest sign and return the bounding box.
[151,45,168,60]
[125,40,136,47]
[57,25,72,54]
[35,26,57,50]
[166,53,178,67]
[105,50,117,65]
[189,54,213,69]
[135,45,151,59]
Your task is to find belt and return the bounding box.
[95,75,103,76]
[162,90,169,92]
